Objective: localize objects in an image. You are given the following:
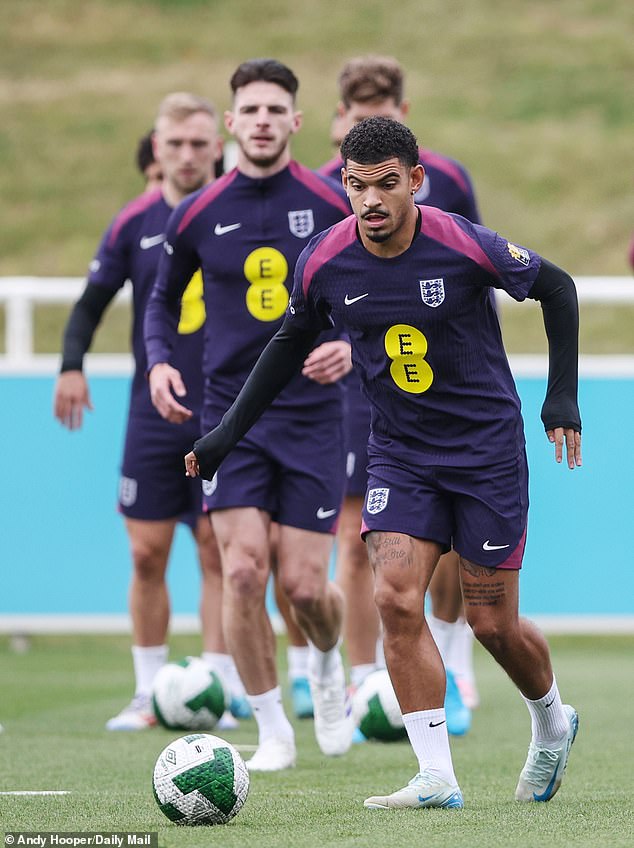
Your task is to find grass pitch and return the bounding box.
[1,634,632,847]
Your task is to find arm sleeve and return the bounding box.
[527,258,581,433]
[60,283,118,372]
[193,317,321,479]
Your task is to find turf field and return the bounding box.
[1,634,632,847]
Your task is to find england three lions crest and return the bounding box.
[367,487,390,515]
[288,209,314,238]
[419,278,445,307]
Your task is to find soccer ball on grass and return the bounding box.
[153,733,249,825]
[152,656,228,730]
[352,668,407,741]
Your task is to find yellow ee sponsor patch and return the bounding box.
[384,324,434,394]
[178,269,205,334]
[507,242,530,266]
[244,247,289,321]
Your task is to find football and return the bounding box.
[153,733,249,825]
[352,668,407,741]
[152,657,228,730]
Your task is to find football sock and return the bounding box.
[247,686,294,744]
[446,617,476,685]
[308,642,343,682]
[287,645,310,681]
[201,652,247,697]
[427,615,454,666]
[350,663,377,689]
[132,644,168,697]
[522,677,569,747]
[375,636,386,669]
[403,708,457,784]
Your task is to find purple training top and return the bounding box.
[289,206,542,468]
[88,188,205,420]
[145,162,350,418]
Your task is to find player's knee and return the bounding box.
[469,616,507,656]
[130,541,167,582]
[374,584,419,632]
[224,555,267,602]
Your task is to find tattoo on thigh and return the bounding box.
[367,533,411,568]
[460,557,505,607]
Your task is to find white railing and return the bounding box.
[0,275,633,376]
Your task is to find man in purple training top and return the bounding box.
[184,117,582,809]
[320,56,481,726]
[54,93,249,730]
[144,59,353,771]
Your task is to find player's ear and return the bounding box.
[224,110,234,134]
[291,110,303,134]
[411,163,424,195]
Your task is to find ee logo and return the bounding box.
[243,247,289,322]
[178,269,205,334]
[384,324,434,394]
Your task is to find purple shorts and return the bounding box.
[201,409,346,534]
[118,413,202,527]
[343,373,371,498]
[361,450,529,569]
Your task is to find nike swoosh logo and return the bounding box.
[344,292,369,306]
[316,507,337,519]
[482,540,511,551]
[139,234,166,249]
[532,764,560,801]
[544,696,556,708]
[214,222,242,236]
[429,720,446,728]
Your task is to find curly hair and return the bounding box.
[340,117,419,168]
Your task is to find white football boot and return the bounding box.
[105,693,157,731]
[246,736,297,772]
[310,661,354,756]
[515,704,579,802]
[364,770,464,810]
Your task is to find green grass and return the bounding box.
[1,634,632,847]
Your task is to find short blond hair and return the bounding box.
[155,92,217,124]
[338,55,404,108]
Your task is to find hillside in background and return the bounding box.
[1,0,632,278]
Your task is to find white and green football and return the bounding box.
[152,657,228,730]
[352,668,407,741]
[153,733,249,825]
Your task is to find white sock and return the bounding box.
[308,642,344,683]
[375,636,386,669]
[287,645,310,681]
[402,708,457,785]
[446,617,475,684]
[247,686,294,744]
[132,644,168,696]
[427,615,455,666]
[522,678,569,747]
[201,652,246,698]
[350,663,376,689]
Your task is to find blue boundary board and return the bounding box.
[1,375,631,617]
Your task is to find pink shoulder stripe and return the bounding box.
[420,206,498,277]
[419,147,469,195]
[302,216,357,295]
[289,161,349,215]
[108,189,162,247]
[176,170,239,235]
[317,155,343,177]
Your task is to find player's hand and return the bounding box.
[149,363,193,424]
[547,427,582,469]
[184,450,199,478]
[53,370,93,430]
[302,340,352,385]
[186,426,227,480]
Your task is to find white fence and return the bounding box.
[1,275,633,376]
